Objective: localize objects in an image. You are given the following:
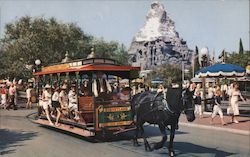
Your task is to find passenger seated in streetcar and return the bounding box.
[79,80,92,96]
[111,94,120,105]
[118,87,131,101]
[42,84,54,126]
[112,83,119,94]
[68,85,80,120]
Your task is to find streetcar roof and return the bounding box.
[33,58,140,79]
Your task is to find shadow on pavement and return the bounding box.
[0,129,38,155]
[97,125,188,142]
[159,142,236,157]
[39,124,188,143]
[107,139,236,157]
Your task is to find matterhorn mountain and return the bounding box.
[128,1,192,71]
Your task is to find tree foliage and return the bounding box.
[0,16,129,79]
[112,44,128,65]
[148,64,183,87]
[226,51,250,68]
[239,38,244,54]
[193,46,200,75]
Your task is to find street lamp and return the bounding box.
[200,47,209,112]
[34,59,41,72]
[34,59,41,105]
[35,59,41,66]
[200,47,209,67]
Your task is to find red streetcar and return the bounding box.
[33,53,140,138]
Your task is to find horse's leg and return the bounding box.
[143,136,152,151]
[136,121,152,151]
[141,126,153,152]
[153,123,167,150]
[168,124,176,157]
[133,125,140,146]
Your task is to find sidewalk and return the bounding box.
[179,113,250,136]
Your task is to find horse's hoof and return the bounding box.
[145,147,153,152]
[153,143,163,150]
[168,151,175,157]
[133,140,140,147]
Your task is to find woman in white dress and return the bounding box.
[230,82,246,123]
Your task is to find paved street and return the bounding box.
[1,109,250,157]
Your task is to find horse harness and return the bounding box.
[134,89,194,119]
[134,93,179,118]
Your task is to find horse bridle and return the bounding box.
[182,90,195,113]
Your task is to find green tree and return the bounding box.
[91,39,128,65]
[193,46,200,75]
[227,51,249,68]
[91,38,118,58]
[0,16,128,79]
[0,16,92,79]
[113,44,128,65]
[149,64,182,87]
[239,38,244,54]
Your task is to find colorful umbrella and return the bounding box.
[195,63,245,78]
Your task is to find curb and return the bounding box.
[179,122,250,136]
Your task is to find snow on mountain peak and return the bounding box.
[135,1,177,42]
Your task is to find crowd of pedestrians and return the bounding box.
[190,81,247,125]
[153,81,247,126]
[1,78,248,127]
[0,80,34,110]
[0,81,19,110]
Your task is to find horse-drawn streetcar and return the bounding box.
[33,51,196,156]
[33,53,140,138]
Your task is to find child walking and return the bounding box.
[194,91,203,118]
[211,89,226,125]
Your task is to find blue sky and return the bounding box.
[0,0,249,58]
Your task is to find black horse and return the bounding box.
[131,88,195,157]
